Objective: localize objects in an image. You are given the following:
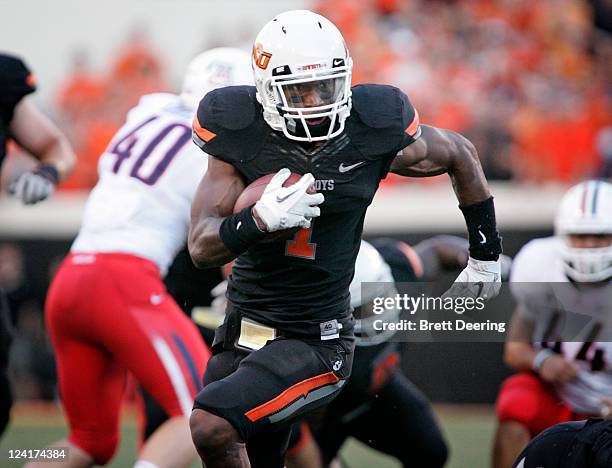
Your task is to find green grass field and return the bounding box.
[0,403,496,467]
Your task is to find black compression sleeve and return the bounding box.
[459,197,502,261]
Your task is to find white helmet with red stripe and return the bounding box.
[251,10,353,142]
[554,180,612,282]
[180,47,253,111]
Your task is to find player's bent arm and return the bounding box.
[188,157,247,268]
[10,97,76,181]
[503,308,537,372]
[392,125,502,298]
[414,235,470,280]
[391,124,501,262]
[390,125,489,206]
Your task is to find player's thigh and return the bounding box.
[194,337,350,442]
[352,372,448,464]
[496,372,573,437]
[44,262,126,436]
[111,298,210,418]
[53,330,126,437]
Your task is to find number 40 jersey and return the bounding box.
[510,236,612,416]
[72,93,208,275]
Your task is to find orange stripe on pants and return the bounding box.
[245,371,340,422]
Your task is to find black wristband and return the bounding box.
[219,205,266,255]
[35,164,60,185]
[459,196,502,261]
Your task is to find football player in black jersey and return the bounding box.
[0,54,75,204]
[187,10,503,468]
[513,419,611,468]
[0,53,75,438]
[285,237,511,468]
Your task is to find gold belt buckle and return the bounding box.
[236,318,277,351]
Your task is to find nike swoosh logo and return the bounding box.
[339,161,364,173]
[479,230,487,244]
[333,59,344,66]
[276,189,299,203]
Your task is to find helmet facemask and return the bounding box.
[257,60,353,142]
[558,235,612,283]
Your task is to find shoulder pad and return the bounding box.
[192,85,267,162]
[0,53,36,110]
[347,84,420,158]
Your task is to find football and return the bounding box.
[233,172,315,213]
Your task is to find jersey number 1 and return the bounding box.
[286,222,316,259]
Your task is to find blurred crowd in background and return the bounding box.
[318,0,612,183]
[2,0,612,400]
[5,0,611,193]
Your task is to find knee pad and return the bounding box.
[70,430,119,465]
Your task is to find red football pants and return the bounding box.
[496,372,585,437]
[46,253,210,463]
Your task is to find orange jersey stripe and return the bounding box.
[405,109,420,137]
[245,371,340,422]
[26,73,37,88]
[192,116,217,143]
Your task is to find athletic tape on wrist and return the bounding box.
[219,205,266,255]
[532,349,554,372]
[460,196,502,261]
[36,164,60,185]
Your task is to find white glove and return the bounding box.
[442,257,502,300]
[9,170,56,205]
[254,168,324,232]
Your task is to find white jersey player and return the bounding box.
[493,179,612,468]
[511,238,612,415]
[34,48,252,468]
[72,47,253,274]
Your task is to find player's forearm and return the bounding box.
[10,98,76,181]
[37,134,76,181]
[189,204,269,268]
[446,132,490,206]
[415,235,469,279]
[188,217,238,268]
[445,135,502,261]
